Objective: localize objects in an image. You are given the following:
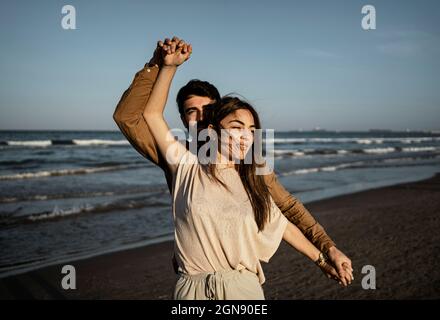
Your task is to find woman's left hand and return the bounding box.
[317,259,342,283]
[327,246,354,286]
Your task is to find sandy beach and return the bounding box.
[1,172,439,300]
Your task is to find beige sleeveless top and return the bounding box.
[171,150,288,284]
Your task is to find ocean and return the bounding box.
[1,129,439,278]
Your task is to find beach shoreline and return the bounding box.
[1,172,439,299]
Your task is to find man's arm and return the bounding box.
[263,172,335,253]
[264,172,354,285]
[113,63,167,170]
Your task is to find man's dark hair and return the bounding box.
[176,79,221,116]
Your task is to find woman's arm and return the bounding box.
[282,221,351,286]
[142,39,192,174]
[283,221,321,262]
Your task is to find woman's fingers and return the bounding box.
[340,267,350,285]
[181,43,187,54]
[330,267,340,280]
[328,267,341,282]
[176,40,185,54]
[343,269,352,285]
[185,44,192,60]
[160,36,189,54]
[319,259,352,287]
[159,37,192,66]
[340,278,347,286]
[320,261,342,283]
[335,261,353,284]
[343,262,354,280]
[182,43,189,54]
[169,40,176,53]
[337,267,350,286]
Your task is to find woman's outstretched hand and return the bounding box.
[315,250,353,286]
[326,246,353,286]
[157,36,192,67]
[317,259,343,283]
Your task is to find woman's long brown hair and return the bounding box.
[202,96,271,232]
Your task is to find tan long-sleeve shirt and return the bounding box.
[113,63,336,254]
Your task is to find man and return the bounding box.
[113,36,353,286]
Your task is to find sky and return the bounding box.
[0,0,439,131]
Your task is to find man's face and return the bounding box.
[181,95,215,128]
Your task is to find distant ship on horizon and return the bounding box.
[368,129,393,133]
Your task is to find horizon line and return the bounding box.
[1,128,439,134]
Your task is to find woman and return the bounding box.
[143,39,338,300]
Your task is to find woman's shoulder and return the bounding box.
[172,147,201,179]
[177,147,199,166]
[171,148,205,195]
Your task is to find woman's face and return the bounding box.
[218,109,256,161]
